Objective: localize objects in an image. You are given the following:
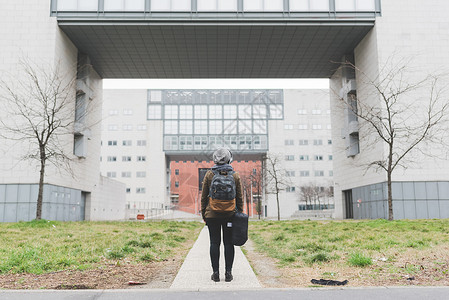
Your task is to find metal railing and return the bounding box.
[51,0,381,21]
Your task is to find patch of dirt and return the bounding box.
[0,260,182,290]
[243,239,291,287]
[243,239,449,288]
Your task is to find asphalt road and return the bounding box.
[1,287,449,300]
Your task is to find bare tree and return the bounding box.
[0,61,95,220]
[250,165,264,219]
[265,153,291,221]
[338,58,449,220]
[298,183,327,210]
[240,172,253,216]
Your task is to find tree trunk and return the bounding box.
[36,147,46,220]
[387,171,393,221]
[276,190,280,221]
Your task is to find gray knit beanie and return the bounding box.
[212,147,233,165]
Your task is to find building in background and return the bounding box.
[101,89,333,219]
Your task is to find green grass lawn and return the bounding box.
[0,220,203,275]
[249,219,449,269]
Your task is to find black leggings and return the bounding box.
[206,218,235,272]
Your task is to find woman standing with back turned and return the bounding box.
[201,147,243,282]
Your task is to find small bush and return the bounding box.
[348,252,372,267]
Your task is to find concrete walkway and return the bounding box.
[170,226,261,290]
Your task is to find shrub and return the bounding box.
[348,252,372,267]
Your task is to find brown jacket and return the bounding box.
[201,169,243,219]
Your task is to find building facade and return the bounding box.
[101,89,333,219]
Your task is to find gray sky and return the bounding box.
[103,78,329,89]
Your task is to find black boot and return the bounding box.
[225,271,233,282]
[211,271,220,282]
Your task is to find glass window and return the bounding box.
[123,124,133,131]
[224,136,238,150]
[165,121,178,134]
[152,0,172,11]
[122,140,132,146]
[209,105,222,119]
[194,136,208,150]
[290,0,329,11]
[218,0,238,11]
[194,105,208,119]
[238,120,252,134]
[137,124,147,130]
[136,171,146,178]
[179,136,193,150]
[209,121,223,134]
[164,105,178,119]
[312,124,322,130]
[122,172,131,177]
[239,136,252,150]
[253,120,266,134]
[58,0,98,11]
[172,0,191,11]
[224,120,237,134]
[297,109,307,115]
[122,156,132,162]
[310,0,329,10]
[312,109,321,114]
[284,124,293,130]
[179,121,193,134]
[137,140,147,146]
[223,105,237,119]
[209,136,223,149]
[356,0,375,11]
[104,0,123,11]
[164,136,178,150]
[285,155,295,161]
[335,0,355,11]
[125,0,145,10]
[198,0,238,11]
[148,105,161,119]
[179,105,193,119]
[299,155,309,161]
[58,0,77,10]
[244,0,263,11]
[108,124,118,131]
[264,0,284,11]
[238,105,251,119]
[253,105,267,119]
[299,139,308,145]
[194,120,208,134]
[300,171,310,177]
[299,124,308,130]
[269,104,283,119]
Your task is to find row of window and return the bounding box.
[109,109,133,116]
[284,124,331,130]
[164,135,267,151]
[106,171,147,178]
[285,155,333,161]
[149,104,283,120]
[164,120,267,135]
[286,170,333,177]
[57,0,377,13]
[107,140,147,146]
[297,109,331,115]
[285,139,332,146]
[104,156,146,162]
[107,124,147,131]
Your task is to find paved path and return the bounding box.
[170,226,261,289]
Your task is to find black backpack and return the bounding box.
[208,169,236,212]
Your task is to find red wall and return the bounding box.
[170,160,262,216]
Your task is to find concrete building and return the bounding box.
[0,0,125,221]
[2,0,449,221]
[101,89,333,219]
